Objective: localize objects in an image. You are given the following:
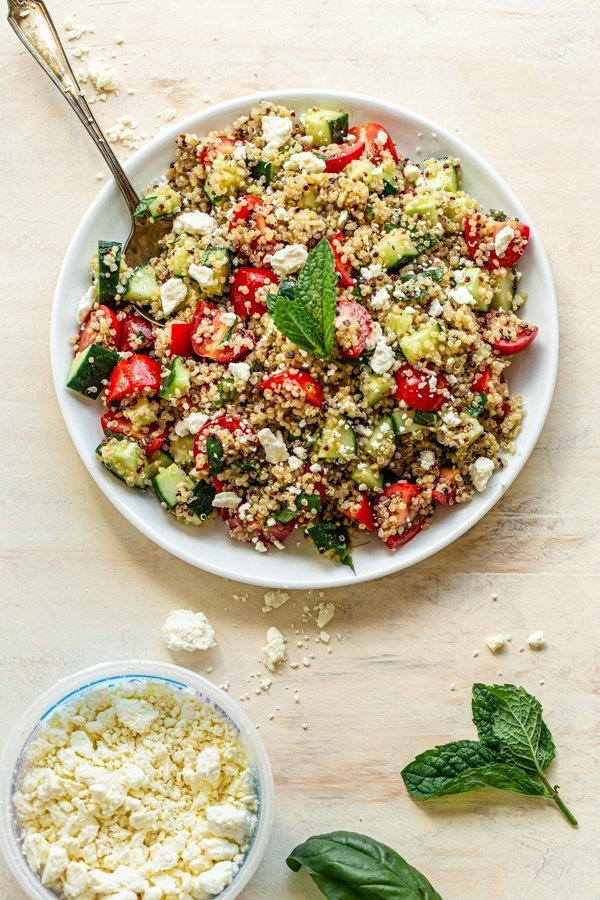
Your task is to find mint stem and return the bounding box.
[538,772,578,827]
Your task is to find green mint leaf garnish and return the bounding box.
[272,237,337,358]
[206,436,224,476]
[133,196,157,218]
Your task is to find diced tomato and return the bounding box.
[77,305,121,353]
[362,123,398,164]
[345,493,376,532]
[384,519,425,550]
[105,354,162,407]
[198,135,236,169]
[145,430,169,456]
[264,521,297,544]
[464,215,530,270]
[376,481,428,550]
[482,311,539,356]
[257,370,323,408]
[432,467,461,506]
[229,195,265,227]
[116,313,155,353]
[473,366,491,393]
[190,299,255,363]
[335,299,374,358]
[321,127,366,173]
[228,195,273,261]
[313,479,326,504]
[170,322,194,358]
[328,233,355,287]
[100,410,166,455]
[193,415,258,472]
[394,365,449,412]
[230,267,278,317]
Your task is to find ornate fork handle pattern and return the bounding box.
[8,0,140,214]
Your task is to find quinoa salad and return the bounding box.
[67,101,538,570]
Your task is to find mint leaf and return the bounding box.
[272,237,336,358]
[133,196,157,218]
[287,831,443,899]
[474,684,555,775]
[401,740,550,799]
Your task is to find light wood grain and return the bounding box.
[1,1,599,897]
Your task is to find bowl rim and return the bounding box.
[0,659,274,899]
[50,89,558,588]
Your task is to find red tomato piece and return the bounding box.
[193,416,258,473]
[473,366,491,393]
[100,410,166,456]
[335,299,374,359]
[345,493,376,532]
[105,354,162,407]
[482,311,539,356]
[362,123,398,164]
[228,196,273,262]
[116,313,155,353]
[432,467,461,506]
[230,267,279,317]
[190,299,255,363]
[170,322,194,358]
[198,135,236,169]
[229,195,265,227]
[384,519,425,550]
[394,365,449,412]
[77,305,121,353]
[264,521,297,544]
[464,215,530,269]
[377,481,428,550]
[321,127,366,173]
[257,370,323,408]
[328,233,355,287]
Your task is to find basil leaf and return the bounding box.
[206,435,224,476]
[276,491,322,523]
[490,209,507,221]
[272,237,337,358]
[401,740,550,800]
[220,315,239,347]
[466,392,487,417]
[133,196,157,218]
[186,480,215,520]
[287,831,443,900]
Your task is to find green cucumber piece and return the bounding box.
[490,268,516,313]
[454,267,491,311]
[306,522,354,570]
[146,185,181,218]
[364,416,396,467]
[97,437,148,489]
[302,108,349,146]
[316,415,357,462]
[403,193,439,226]
[423,157,459,192]
[153,462,194,507]
[98,241,122,301]
[400,322,443,364]
[160,356,191,400]
[361,372,394,407]
[144,450,174,480]
[200,246,231,297]
[122,397,157,428]
[374,229,419,271]
[391,408,422,436]
[345,159,376,184]
[67,344,120,398]
[384,309,413,339]
[171,434,195,467]
[124,263,159,304]
[172,245,190,277]
[351,461,383,491]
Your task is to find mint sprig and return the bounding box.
[402,683,577,826]
[272,237,337,358]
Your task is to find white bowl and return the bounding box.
[51,90,558,589]
[0,660,274,899]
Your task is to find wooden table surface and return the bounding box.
[1,1,598,897]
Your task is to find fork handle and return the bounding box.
[8,0,140,215]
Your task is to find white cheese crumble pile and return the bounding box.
[162,609,217,652]
[14,680,257,898]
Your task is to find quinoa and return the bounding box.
[70,101,537,566]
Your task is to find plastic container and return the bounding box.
[0,660,274,899]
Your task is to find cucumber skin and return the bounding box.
[98,241,122,301]
[67,344,120,397]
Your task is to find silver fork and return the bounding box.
[8,0,171,323]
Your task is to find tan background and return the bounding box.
[1,0,599,897]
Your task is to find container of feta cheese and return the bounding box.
[0,660,274,899]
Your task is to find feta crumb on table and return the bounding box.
[262,589,290,612]
[262,626,287,671]
[162,608,217,651]
[527,630,546,649]
[485,634,506,653]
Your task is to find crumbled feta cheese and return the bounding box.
[403,163,421,182]
[41,845,68,886]
[174,411,209,437]
[269,244,308,276]
[283,151,326,173]
[448,286,476,306]
[442,408,462,428]
[527,630,546,649]
[232,142,247,161]
[173,211,218,235]
[428,298,443,317]
[76,284,96,324]
[469,456,495,492]
[220,311,237,328]
[288,455,303,471]
[194,860,235,895]
[360,263,383,281]
[257,427,289,464]
[114,698,159,734]
[316,601,335,629]
[188,263,216,289]
[494,225,515,256]
[365,321,383,351]
[419,450,436,470]
[274,206,290,221]
[162,609,217,652]
[160,277,187,315]
[228,361,251,382]
[262,626,287,671]
[163,107,177,121]
[263,589,290,612]
[370,338,395,374]
[106,115,139,149]
[261,115,293,149]
[371,287,390,309]
[485,634,506,653]
[212,491,243,509]
[78,59,119,93]
[320,630,330,643]
[195,747,221,786]
[375,129,388,147]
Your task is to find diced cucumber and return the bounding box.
[144,450,174,480]
[443,193,474,225]
[382,176,399,196]
[67,344,120,398]
[374,229,419,271]
[204,163,244,204]
[403,193,439,226]
[360,372,394,407]
[364,416,396,467]
[453,267,491,312]
[171,434,195,467]
[351,461,383,491]
[384,308,413,339]
[302,108,349,146]
[97,437,148,489]
[98,241,122,301]
[248,159,272,186]
[187,480,216,521]
[423,157,459,192]
[400,322,443,364]
[462,412,484,445]
[160,356,191,400]
[172,245,190,278]
[147,185,181,218]
[300,186,318,210]
[391,408,422,436]
[317,415,357,462]
[124,263,159,304]
[200,246,231,297]
[490,268,516,313]
[153,462,194,507]
[307,522,354,570]
[345,159,376,184]
[123,397,158,428]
